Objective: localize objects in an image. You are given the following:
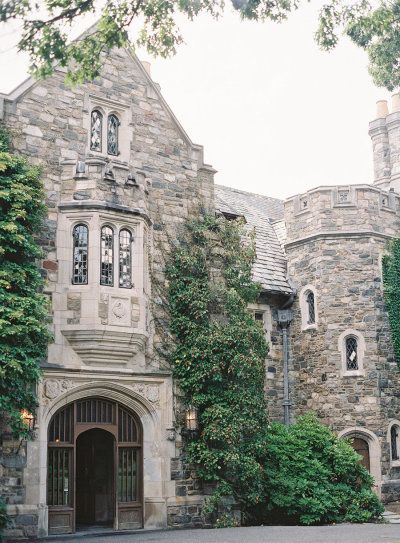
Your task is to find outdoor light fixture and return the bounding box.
[20,409,35,431]
[182,406,199,439]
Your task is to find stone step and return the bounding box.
[383,510,400,523]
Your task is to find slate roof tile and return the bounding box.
[214,184,292,294]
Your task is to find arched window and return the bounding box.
[119,229,132,288]
[345,336,358,371]
[391,425,400,461]
[300,285,317,330]
[72,224,88,284]
[100,226,114,286]
[306,290,315,324]
[107,114,119,156]
[90,110,103,152]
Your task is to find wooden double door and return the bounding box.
[47,398,143,534]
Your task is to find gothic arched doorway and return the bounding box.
[47,398,143,534]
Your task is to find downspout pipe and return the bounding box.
[277,289,295,425]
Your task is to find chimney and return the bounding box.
[369,100,391,189]
[386,93,400,191]
[141,61,151,77]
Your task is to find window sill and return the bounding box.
[302,323,317,331]
[390,460,400,468]
[341,370,365,378]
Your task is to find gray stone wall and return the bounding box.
[284,184,400,502]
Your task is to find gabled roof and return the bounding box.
[0,24,215,173]
[215,184,292,295]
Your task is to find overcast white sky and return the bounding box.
[0,4,393,199]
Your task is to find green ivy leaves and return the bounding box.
[0,124,50,438]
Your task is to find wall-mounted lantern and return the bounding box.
[20,409,35,431]
[182,406,199,439]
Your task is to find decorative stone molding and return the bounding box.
[61,327,147,366]
[42,378,161,408]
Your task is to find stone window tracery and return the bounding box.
[72,224,88,285]
[90,110,103,152]
[107,114,119,156]
[119,229,133,288]
[100,226,114,286]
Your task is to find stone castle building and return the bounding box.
[2,39,400,539]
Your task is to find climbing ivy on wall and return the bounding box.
[382,239,400,366]
[0,124,50,438]
[166,213,269,513]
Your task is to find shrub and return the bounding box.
[0,497,9,542]
[248,413,384,525]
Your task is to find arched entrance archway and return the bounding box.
[47,398,143,535]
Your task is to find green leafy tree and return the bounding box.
[382,239,400,365]
[0,125,50,438]
[1,0,400,89]
[256,413,383,525]
[166,214,269,513]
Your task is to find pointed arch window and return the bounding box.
[119,229,132,288]
[306,291,315,324]
[100,226,114,286]
[72,224,88,284]
[107,114,119,156]
[345,336,358,371]
[90,110,103,152]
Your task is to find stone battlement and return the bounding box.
[284,184,400,246]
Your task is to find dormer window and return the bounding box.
[107,114,119,156]
[90,110,103,152]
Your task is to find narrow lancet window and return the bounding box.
[306,291,315,324]
[90,110,103,152]
[72,224,88,284]
[107,114,119,155]
[100,226,114,286]
[345,336,358,371]
[392,426,399,461]
[119,229,132,288]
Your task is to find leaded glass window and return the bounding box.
[119,229,132,288]
[345,336,358,370]
[107,114,119,156]
[100,226,114,286]
[306,291,315,324]
[391,426,399,461]
[90,110,103,152]
[72,224,88,284]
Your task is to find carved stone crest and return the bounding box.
[112,300,127,319]
[44,379,60,399]
[146,385,159,403]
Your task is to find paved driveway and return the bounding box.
[46,524,400,543]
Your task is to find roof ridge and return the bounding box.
[215,183,284,203]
